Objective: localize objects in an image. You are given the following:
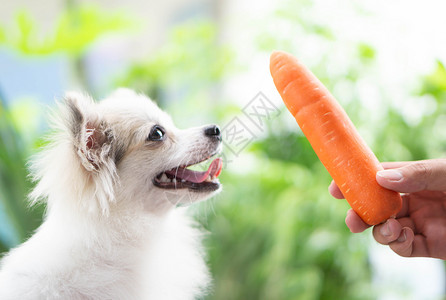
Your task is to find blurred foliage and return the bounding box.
[0,98,44,251]
[374,62,446,162]
[204,156,373,300]
[0,6,135,55]
[0,5,136,95]
[422,61,446,100]
[118,21,233,112]
[0,27,5,43]
[0,1,446,299]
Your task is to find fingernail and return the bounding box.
[377,170,403,181]
[397,228,407,243]
[379,220,391,236]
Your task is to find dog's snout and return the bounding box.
[204,125,222,141]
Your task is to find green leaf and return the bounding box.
[358,43,375,61]
[2,6,136,55]
[15,10,36,53]
[0,26,5,43]
[421,61,446,98]
[52,6,136,55]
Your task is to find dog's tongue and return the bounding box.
[166,158,223,183]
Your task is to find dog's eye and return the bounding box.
[148,125,165,141]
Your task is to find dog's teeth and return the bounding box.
[172,178,177,184]
[181,179,186,183]
[160,173,169,182]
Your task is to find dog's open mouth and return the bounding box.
[153,157,223,192]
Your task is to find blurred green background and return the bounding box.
[1,0,446,299]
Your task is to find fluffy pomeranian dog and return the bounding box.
[0,88,223,300]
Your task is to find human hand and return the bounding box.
[329,159,446,259]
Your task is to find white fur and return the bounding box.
[0,89,221,300]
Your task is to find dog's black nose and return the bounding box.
[204,125,222,141]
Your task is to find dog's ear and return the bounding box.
[64,92,115,172]
[62,92,118,215]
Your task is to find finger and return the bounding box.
[345,209,370,233]
[388,227,414,257]
[394,217,416,233]
[329,180,344,199]
[411,190,446,200]
[389,229,431,258]
[410,235,431,257]
[376,159,446,193]
[372,218,402,245]
[381,161,412,169]
[395,194,410,218]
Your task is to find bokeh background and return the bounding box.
[1,0,446,299]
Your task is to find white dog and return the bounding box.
[0,89,223,300]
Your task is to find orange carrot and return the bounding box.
[270,50,402,225]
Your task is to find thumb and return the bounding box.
[376,159,446,193]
